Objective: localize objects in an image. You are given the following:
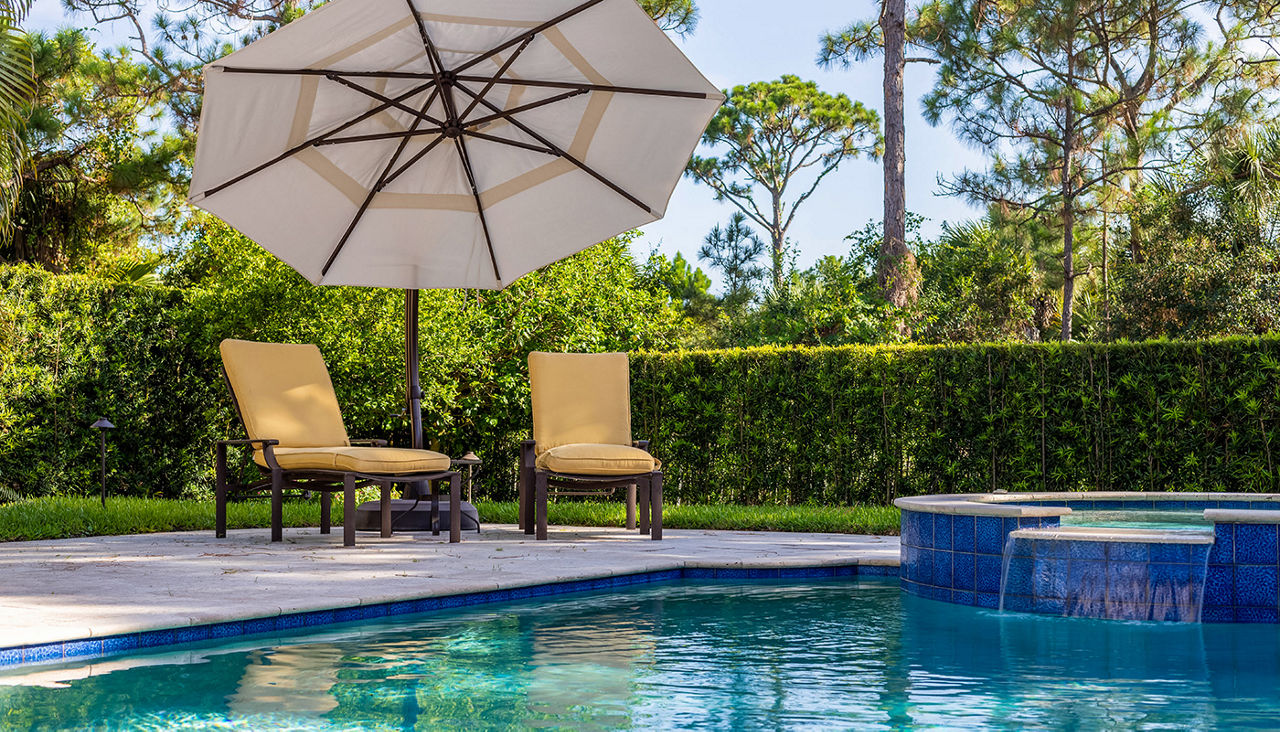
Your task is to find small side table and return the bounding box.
[451,452,482,504]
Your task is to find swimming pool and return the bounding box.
[3,579,1280,729]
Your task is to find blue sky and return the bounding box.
[29,0,990,287]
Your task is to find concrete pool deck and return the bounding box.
[0,525,899,651]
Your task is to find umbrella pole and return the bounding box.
[406,289,424,450]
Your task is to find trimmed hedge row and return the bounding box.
[631,339,1280,504]
[5,265,1280,505]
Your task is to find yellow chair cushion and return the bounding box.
[270,447,451,474]
[535,443,659,476]
[529,352,631,454]
[220,340,350,449]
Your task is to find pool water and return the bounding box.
[1060,509,1213,531]
[4,580,1280,730]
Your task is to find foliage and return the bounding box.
[640,250,716,325]
[0,0,30,235]
[0,30,184,272]
[686,75,882,288]
[698,211,767,310]
[0,223,688,499]
[631,337,1280,506]
[915,0,1271,340]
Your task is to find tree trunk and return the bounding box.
[1061,118,1076,342]
[877,0,919,308]
[770,190,785,291]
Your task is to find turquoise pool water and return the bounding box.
[4,579,1280,730]
[1060,509,1213,531]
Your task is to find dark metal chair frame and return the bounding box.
[215,370,462,546]
[517,440,663,541]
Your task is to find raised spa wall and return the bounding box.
[895,493,1280,624]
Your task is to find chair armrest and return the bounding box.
[633,440,651,453]
[217,438,281,470]
[349,439,390,447]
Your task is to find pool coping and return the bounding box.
[0,561,898,672]
[895,492,1280,518]
[1008,526,1216,544]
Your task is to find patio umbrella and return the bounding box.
[188,0,722,449]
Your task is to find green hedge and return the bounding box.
[6,262,1280,505]
[632,340,1280,504]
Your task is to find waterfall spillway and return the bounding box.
[998,527,1213,622]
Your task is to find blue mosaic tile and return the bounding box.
[242,616,278,636]
[174,625,212,644]
[953,552,976,591]
[1205,565,1235,608]
[1149,543,1192,564]
[1203,605,1236,623]
[976,592,1000,609]
[1210,524,1234,565]
[1033,597,1066,615]
[1003,594,1033,613]
[976,554,1003,594]
[1095,500,1124,510]
[924,585,950,602]
[1107,542,1149,563]
[62,640,103,659]
[0,647,21,667]
[1002,517,1019,536]
[1069,541,1106,561]
[934,514,953,550]
[137,629,175,649]
[1106,602,1153,622]
[1108,562,1151,604]
[900,546,918,582]
[900,512,916,547]
[950,590,973,606]
[1007,537,1033,558]
[1250,501,1280,511]
[1150,562,1192,586]
[1236,607,1280,624]
[953,515,975,552]
[1004,558,1033,596]
[100,635,139,654]
[1150,604,1189,623]
[857,564,899,577]
[1035,539,1070,559]
[23,645,62,664]
[1222,500,1254,511]
[211,621,245,638]
[277,613,306,630]
[1235,565,1278,608]
[1163,501,1188,510]
[1068,559,1107,595]
[1066,501,1095,510]
[976,517,1005,555]
[1018,516,1043,529]
[1236,524,1279,565]
[918,550,935,586]
[1033,557,1067,599]
[683,567,716,580]
[935,550,954,589]
[833,565,860,578]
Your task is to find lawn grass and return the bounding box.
[0,496,900,543]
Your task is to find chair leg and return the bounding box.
[626,483,637,531]
[650,472,663,541]
[320,491,331,534]
[638,476,650,535]
[270,469,283,543]
[380,480,392,538]
[449,473,462,544]
[343,474,356,547]
[431,479,440,537]
[215,447,228,539]
[524,473,537,536]
[535,471,549,541]
[518,463,528,532]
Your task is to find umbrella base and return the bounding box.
[353,499,481,533]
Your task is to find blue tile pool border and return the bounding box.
[0,563,897,671]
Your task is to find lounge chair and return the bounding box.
[519,352,663,541]
[215,339,462,546]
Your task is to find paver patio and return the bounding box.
[0,526,900,649]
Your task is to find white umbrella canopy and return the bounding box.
[188,0,724,291]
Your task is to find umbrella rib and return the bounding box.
[326,74,446,127]
[316,127,445,146]
[457,36,532,122]
[198,81,436,198]
[320,93,441,278]
[453,137,503,282]
[454,81,657,216]
[453,0,609,75]
[453,75,716,100]
[216,67,717,101]
[463,129,555,155]
[464,88,589,129]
